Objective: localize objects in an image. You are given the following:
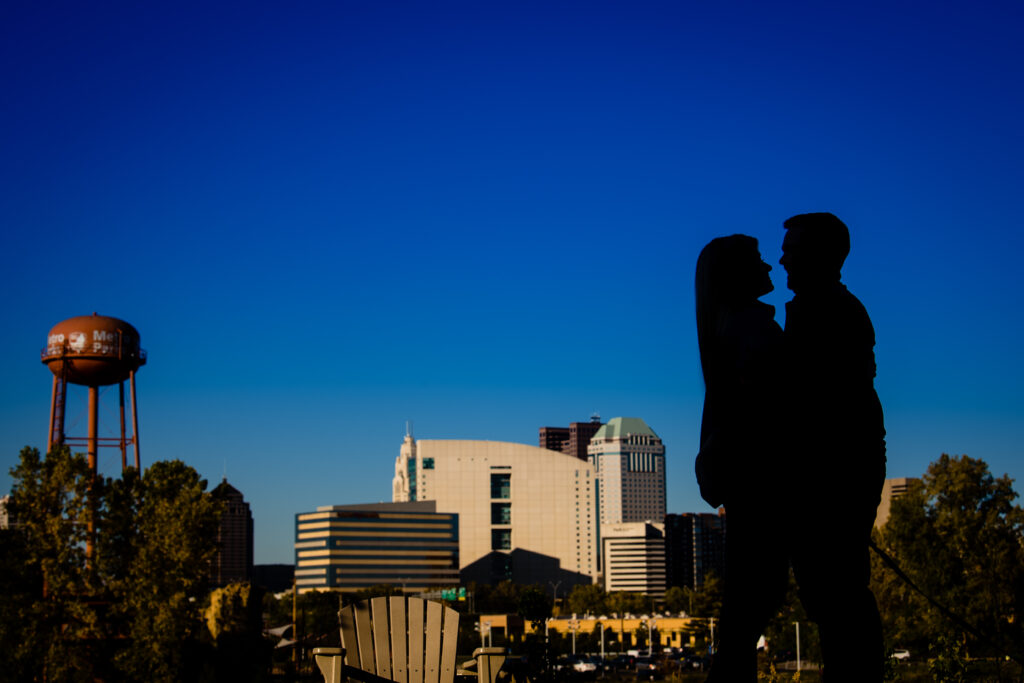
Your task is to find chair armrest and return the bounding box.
[313,647,346,683]
[470,647,507,683]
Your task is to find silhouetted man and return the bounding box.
[780,213,886,681]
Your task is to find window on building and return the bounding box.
[491,529,512,551]
[422,457,435,470]
[491,502,511,525]
[490,473,511,500]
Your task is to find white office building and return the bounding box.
[602,521,667,598]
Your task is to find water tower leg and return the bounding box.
[130,370,140,470]
[119,381,127,473]
[87,385,98,563]
[48,375,58,452]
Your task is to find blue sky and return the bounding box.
[2,1,1022,564]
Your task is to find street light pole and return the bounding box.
[549,580,562,606]
[793,622,801,672]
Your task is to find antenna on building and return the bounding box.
[406,420,414,439]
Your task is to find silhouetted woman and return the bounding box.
[695,235,789,682]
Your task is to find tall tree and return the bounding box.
[567,583,607,616]
[663,585,687,614]
[606,590,653,617]
[206,582,272,681]
[5,448,224,682]
[872,454,1024,660]
[4,446,100,682]
[516,584,554,625]
[101,459,223,682]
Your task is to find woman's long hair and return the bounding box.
[695,235,760,389]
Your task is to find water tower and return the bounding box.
[41,313,146,473]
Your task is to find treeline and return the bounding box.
[4,447,1023,680]
[0,446,268,682]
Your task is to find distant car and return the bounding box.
[573,659,597,673]
[891,649,911,661]
[610,654,636,671]
[635,656,661,680]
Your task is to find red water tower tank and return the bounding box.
[42,313,146,471]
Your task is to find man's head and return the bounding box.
[780,212,850,293]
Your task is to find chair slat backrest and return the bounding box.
[339,596,462,683]
[354,600,375,669]
[340,605,359,666]
[389,598,408,683]
[407,598,425,683]
[423,600,443,683]
[439,606,458,683]
[371,597,393,679]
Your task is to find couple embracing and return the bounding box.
[696,213,887,682]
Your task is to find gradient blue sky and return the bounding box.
[3,1,1022,564]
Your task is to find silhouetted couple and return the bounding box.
[695,213,886,682]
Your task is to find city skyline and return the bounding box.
[2,2,1023,564]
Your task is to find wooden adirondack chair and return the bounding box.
[313,596,506,683]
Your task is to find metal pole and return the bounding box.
[119,381,127,473]
[130,370,140,469]
[600,622,605,659]
[794,622,801,672]
[48,375,58,451]
[293,579,298,669]
[87,385,98,565]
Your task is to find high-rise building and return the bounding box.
[539,414,604,461]
[664,511,726,590]
[587,417,666,526]
[211,479,254,586]
[294,501,459,593]
[539,426,570,453]
[874,477,918,528]
[393,435,598,587]
[601,521,666,599]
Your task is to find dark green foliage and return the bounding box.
[516,584,554,624]
[346,583,401,605]
[567,583,607,616]
[300,590,344,645]
[678,571,722,619]
[762,569,822,665]
[101,460,223,682]
[205,582,273,682]
[3,446,224,682]
[872,454,1024,663]
[606,589,654,617]
[4,446,100,681]
[663,585,687,613]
